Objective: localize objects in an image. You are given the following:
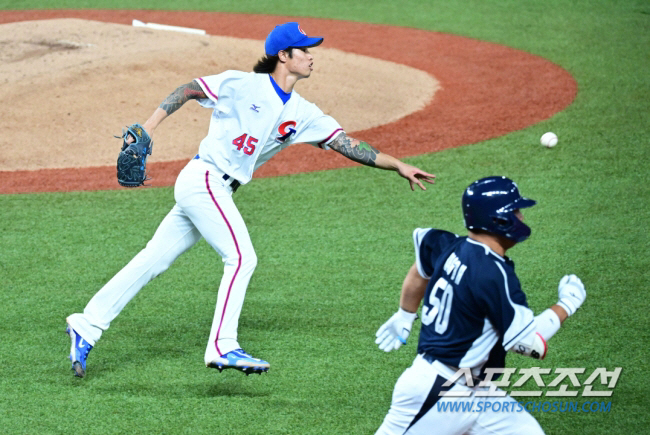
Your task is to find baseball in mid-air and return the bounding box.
[540,132,558,148]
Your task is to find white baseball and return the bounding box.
[540,132,558,148]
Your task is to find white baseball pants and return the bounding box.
[375,355,545,435]
[66,157,256,363]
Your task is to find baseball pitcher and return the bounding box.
[65,22,435,378]
[374,176,586,434]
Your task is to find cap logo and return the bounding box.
[265,22,322,56]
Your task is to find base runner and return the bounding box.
[374,176,586,434]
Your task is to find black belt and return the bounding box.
[226,177,241,193]
[422,353,437,364]
[194,154,240,193]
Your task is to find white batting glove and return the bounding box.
[557,274,586,316]
[375,308,418,352]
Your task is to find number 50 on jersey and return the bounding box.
[422,253,468,334]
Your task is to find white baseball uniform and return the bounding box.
[66,71,344,364]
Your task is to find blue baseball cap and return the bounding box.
[265,22,323,56]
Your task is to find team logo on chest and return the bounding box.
[276,121,297,143]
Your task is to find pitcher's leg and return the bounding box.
[177,171,259,364]
[67,204,201,345]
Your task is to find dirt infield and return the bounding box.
[0,19,438,170]
[0,10,577,194]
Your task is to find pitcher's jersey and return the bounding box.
[412,228,536,379]
[195,71,344,184]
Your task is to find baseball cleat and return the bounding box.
[66,325,93,378]
[207,348,270,374]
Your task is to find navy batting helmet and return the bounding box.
[462,176,536,243]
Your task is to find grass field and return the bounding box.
[1,1,649,434]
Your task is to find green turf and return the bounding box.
[1,1,648,434]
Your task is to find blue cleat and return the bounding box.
[66,325,93,378]
[207,348,270,375]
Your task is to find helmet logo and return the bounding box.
[298,25,306,35]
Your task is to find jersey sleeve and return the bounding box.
[474,261,536,351]
[194,70,246,109]
[412,228,458,279]
[291,102,344,150]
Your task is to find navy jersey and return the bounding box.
[413,228,536,379]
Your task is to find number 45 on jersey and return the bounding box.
[232,134,258,156]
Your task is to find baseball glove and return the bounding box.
[116,123,153,187]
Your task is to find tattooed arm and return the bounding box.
[328,133,382,167]
[328,133,436,191]
[140,81,208,136]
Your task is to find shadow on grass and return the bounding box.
[59,368,272,399]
